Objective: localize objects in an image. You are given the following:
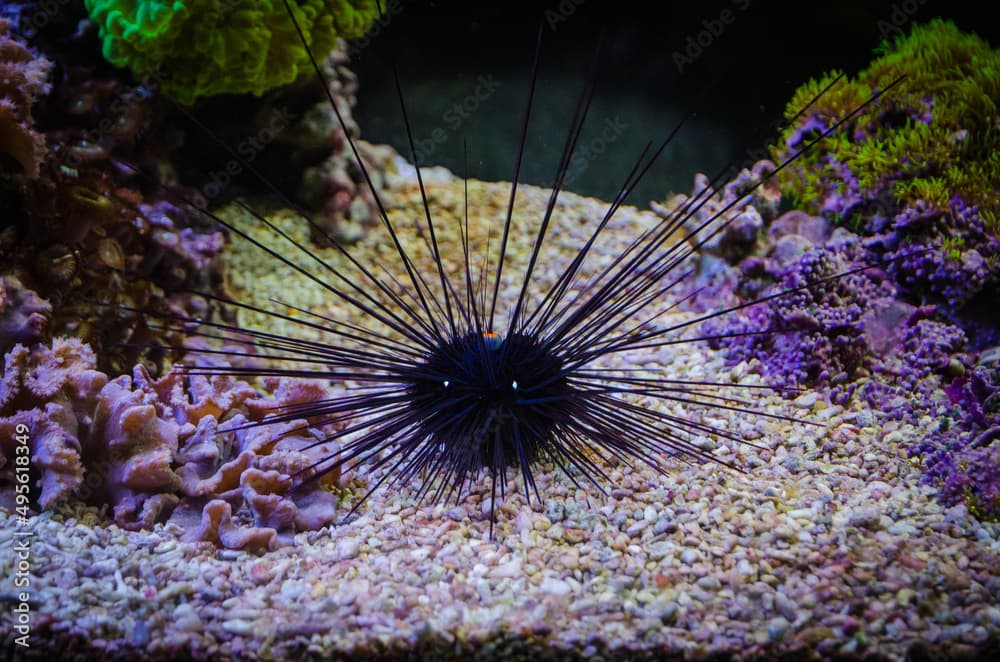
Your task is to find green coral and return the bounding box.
[772,20,1000,232]
[85,0,380,104]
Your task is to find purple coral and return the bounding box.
[86,369,183,529]
[0,338,105,509]
[705,233,896,388]
[879,198,999,315]
[910,367,1000,520]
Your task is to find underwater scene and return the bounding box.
[1,1,999,660]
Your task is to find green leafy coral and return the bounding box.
[85,0,380,104]
[772,20,1000,234]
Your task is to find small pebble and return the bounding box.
[793,392,819,408]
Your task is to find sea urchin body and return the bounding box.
[146,2,904,536]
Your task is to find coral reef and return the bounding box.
[84,0,381,104]
[771,20,1000,342]
[0,1,387,378]
[670,23,1000,521]
[661,157,996,521]
[0,337,347,549]
[1,29,229,371]
[0,18,52,178]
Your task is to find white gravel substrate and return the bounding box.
[3,170,999,660]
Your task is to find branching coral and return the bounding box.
[84,0,380,104]
[0,18,52,178]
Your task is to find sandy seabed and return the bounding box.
[3,167,999,661]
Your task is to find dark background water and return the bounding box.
[352,0,996,207]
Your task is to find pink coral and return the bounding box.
[182,499,278,554]
[137,364,258,427]
[86,370,183,529]
[0,339,348,547]
[0,338,105,508]
[0,18,51,178]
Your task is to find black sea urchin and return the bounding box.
[145,1,903,536]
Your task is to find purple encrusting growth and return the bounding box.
[922,367,1000,519]
[749,20,1000,519]
[687,167,998,519]
[703,232,896,388]
[868,198,999,311]
[888,359,1000,522]
[806,186,1000,349]
[874,316,998,520]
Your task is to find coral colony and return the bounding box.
[0,2,998,657]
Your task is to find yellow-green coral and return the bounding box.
[773,20,1000,232]
[85,0,380,104]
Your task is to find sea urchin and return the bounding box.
[144,2,903,536]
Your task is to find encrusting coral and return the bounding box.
[0,337,348,549]
[0,17,51,178]
[84,0,381,104]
